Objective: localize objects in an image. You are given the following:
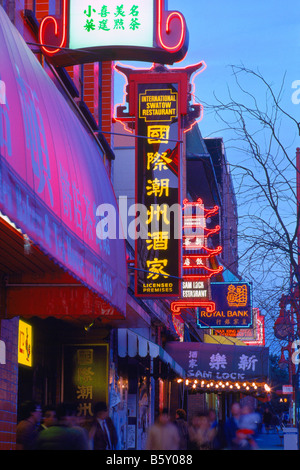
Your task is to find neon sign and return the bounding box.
[171,198,223,315]
[197,282,253,329]
[135,82,181,298]
[114,61,206,135]
[38,0,188,66]
[18,320,32,367]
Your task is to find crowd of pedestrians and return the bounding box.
[16,399,278,450]
[145,402,277,450]
[16,400,118,450]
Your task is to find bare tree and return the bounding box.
[199,65,300,350]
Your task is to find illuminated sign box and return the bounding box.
[197,282,253,330]
[69,0,154,50]
[38,0,188,66]
[18,320,32,367]
[135,82,181,298]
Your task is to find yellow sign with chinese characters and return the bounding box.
[18,320,32,367]
[136,82,180,297]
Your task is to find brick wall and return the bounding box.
[101,61,114,146]
[34,0,49,20]
[187,393,207,422]
[0,318,19,450]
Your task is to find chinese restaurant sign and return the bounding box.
[135,83,181,297]
[63,345,108,418]
[197,282,253,329]
[165,342,269,383]
[69,0,154,50]
[18,320,32,367]
[38,0,188,66]
[237,308,265,346]
[171,199,223,315]
[212,309,265,345]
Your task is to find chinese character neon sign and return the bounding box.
[135,82,181,297]
[171,199,223,315]
[38,0,188,66]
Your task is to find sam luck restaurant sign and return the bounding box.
[38,0,189,66]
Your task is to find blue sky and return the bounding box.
[113,2,300,348]
[171,0,300,139]
[115,0,300,141]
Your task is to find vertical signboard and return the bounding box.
[135,83,181,297]
[63,344,108,418]
[18,320,32,367]
[171,199,223,315]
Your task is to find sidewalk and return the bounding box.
[255,431,289,450]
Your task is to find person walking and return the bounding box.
[263,407,273,433]
[89,401,118,450]
[35,403,90,450]
[38,405,57,432]
[174,409,189,450]
[16,401,42,450]
[188,412,216,450]
[224,402,241,449]
[146,408,180,450]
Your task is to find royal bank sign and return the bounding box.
[197,282,253,329]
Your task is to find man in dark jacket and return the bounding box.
[35,403,89,450]
[224,402,241,449]
[89,402,118,450]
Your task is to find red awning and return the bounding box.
[0,6,127,317]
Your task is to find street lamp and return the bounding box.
[274,296,294,340]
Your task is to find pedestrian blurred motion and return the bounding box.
[35,403,90,450]
[145,408,180,450]
[174,409,189,450]
[188,412,216,450]
[14,399,284,450]
[16,401,42,450]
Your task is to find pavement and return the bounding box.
[255,430,298,451]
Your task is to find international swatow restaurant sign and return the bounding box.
[135,84,181,297]
[197,282,253,329]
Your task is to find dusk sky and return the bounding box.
[173,0,300,140]
[113,1,300,348]
[115,0,300,142]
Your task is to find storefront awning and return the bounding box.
[118,329,186,378]
[165,341,269,384]
[0,6,127,316]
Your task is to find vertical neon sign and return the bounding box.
[135,83,181,297]
[171,199,223,316]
